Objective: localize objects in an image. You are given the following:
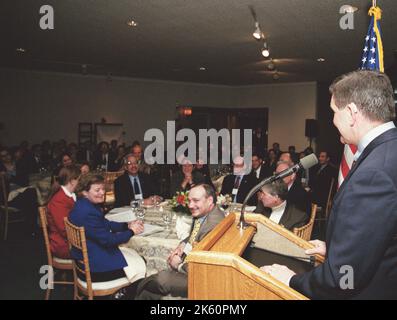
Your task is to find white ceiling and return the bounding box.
[1,0,397,85]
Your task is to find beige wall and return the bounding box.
[238,82,317,151]
[0,68,316,151]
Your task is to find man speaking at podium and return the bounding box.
[262,70,397,299]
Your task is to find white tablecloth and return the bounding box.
[105,206,193,276]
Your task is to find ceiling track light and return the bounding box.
[253,22,262,40]
[261,41,270,58]
[267,58,275,70]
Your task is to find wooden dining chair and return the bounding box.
[293,203,317,241]
[0,174,24,240]
[38,206,73,299]
[64,217,130,300]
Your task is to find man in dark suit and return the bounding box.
[250,152,272,183]
[135,184,225,299]
[262,70,397,299]
[76,141,94,165]
[113,154,161,207]
[256,180,308,231]
[93,141,118,172]
[220,156,257,206]
[309,151,338,208]
[255,161,311,216]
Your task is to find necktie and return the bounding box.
[234,176,241,189]
[133,177,141,196]
[188,219,202,245]
[233,176,242,202]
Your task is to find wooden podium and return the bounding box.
[186,212,324,300]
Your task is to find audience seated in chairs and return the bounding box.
[220,156,257,206]
[194,159,214,189]
[52,152,74,178]
[114,154,161,207]
[131,141,160,178]
[93,141,118,172]
[46,165,81,259]
[135,184,224,300]
[79,162,91,175]
[267,149,278,175]
[0,148,39,237]
[255,180,308,231]
[114,145,127,172]
[170,158,205,196]
[68,173,146,299]
[76,141,94,166]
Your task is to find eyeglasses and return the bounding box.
[126,161,137,165]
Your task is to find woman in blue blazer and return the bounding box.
[69,174,144,282]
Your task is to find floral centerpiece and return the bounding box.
[169,191,191,215]
[217,193,233,210]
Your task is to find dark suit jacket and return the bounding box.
[76,149,93,164]
[93,152,118,172]
[288,179,311,215]
[114,172,156,207]
[250,164,273,183]
[255,201,308,231]
[220,174,257,206]
[69,198,133,273]
[255,179,311,216]
[290,128,397,299]
[310,163,337,208]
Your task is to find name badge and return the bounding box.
[183,243,193,255]
[135,194,143,200]
[232,188,238,195]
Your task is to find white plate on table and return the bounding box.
[106,208,136,223]
[139,224,164,237]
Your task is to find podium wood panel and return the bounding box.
[186,213,324,300]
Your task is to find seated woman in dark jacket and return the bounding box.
[170,158,205,196]
[68,173,146,286]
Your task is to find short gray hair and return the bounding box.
[261,180,288,201]
[330,70,395,122]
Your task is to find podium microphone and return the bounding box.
[238,153,318,229]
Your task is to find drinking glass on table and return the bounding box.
[135,207,146,221]
[162,210,173,230]
[130,199,143,210]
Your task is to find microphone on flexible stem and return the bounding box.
[238,153,318,230]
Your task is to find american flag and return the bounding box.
[338,6,384,187]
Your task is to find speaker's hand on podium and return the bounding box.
[261,264,296,286]
[305,240,326,256]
